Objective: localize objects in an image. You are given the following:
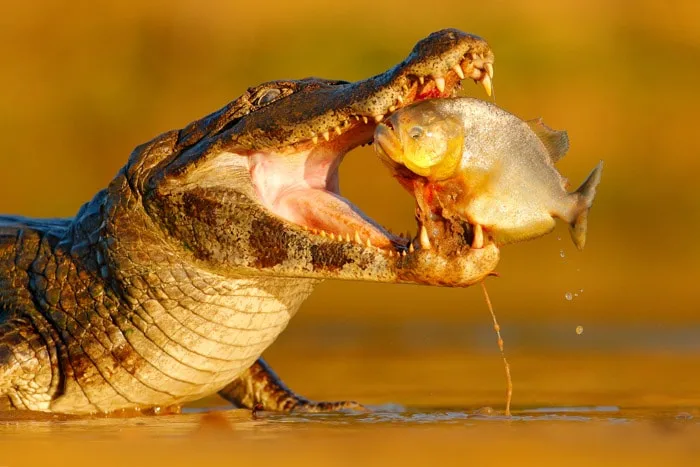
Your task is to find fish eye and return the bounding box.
[408,126,424,140]
[255,88,282,106]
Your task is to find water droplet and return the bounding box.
[557,236,561,241]
[576,325,584,335]
[579,288,584,293]
[565,292,573,301]
[559,249,566,258]
[574,293,579,297]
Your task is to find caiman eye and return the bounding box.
[408,126,424,140]
[255,88,282,106]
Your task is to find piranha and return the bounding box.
[374,97,603,250]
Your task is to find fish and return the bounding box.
[373,97,603,250]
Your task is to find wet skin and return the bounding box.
[0,29,497,414]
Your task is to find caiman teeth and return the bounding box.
[434,77,446,93]
[472,224,484,249]
[453,65,465,80]
[419,225,432,250]
[481,74,493,97]
[460,52,494,97]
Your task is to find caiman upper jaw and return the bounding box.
[219,29,495,153]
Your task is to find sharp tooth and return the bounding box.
[366,238,372,248]
[320,230,327,238]
[485,62,494,79]
[434,77,445,93]
[389,250,394,257]
[322,131,330,141]
[472,224,484,249]
[401,250,406,257]
[374,114,384,123]
[362,116,369,124]
[453,64,465,79]
[334,126,342,135]
[345,232,351,242]
[354,231,362,244]
[419,76,425,85]
[396,95,404,104]
[408,243,415,253]
[419,226,431,250]
[311,135,318,144]
[481,74,493,97]
[330,232,336,240]
[402,84,409,92]
[388,105,396,112]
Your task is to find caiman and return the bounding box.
[0,29,497,414]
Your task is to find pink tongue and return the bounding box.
[274,188,392,248]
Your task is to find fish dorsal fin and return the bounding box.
[527,118,569,163]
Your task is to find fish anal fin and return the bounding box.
[527,117,569,163]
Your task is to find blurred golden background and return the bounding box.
[1,3,700,458]
[1,1,698,369]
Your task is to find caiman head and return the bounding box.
[107,29,498,287]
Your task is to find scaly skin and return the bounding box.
[0,29,498,414]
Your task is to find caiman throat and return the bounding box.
[0,29,497,414]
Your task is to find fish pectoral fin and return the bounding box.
[526,118,569,163]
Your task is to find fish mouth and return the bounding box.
[247,43,494,257]
[374,117,486,256]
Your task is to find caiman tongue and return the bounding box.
[250,123,394,248]
[275,190,392,248]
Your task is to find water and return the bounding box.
[0,324,698,465]
[0,403,698,466]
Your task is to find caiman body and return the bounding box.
[0,29,498,414]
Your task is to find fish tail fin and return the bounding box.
[569,161,603,250]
